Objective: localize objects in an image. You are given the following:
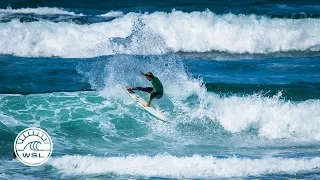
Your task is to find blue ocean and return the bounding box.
[1,0,320,179]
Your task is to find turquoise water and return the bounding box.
[1,0,320,179]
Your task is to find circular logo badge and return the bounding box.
[14,127,53,166]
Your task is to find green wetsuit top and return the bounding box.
[151,76,164,94]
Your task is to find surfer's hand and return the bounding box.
[140,71,145,76]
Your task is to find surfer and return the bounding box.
[127,72,163,107]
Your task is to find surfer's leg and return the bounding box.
[148,92,162,104]
[150,92,163,100]
[147,92,155,106]
[146,93,162,107]
[136,87,154,93]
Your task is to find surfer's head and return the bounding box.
[144,72,154,81]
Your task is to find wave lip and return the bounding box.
[50,154,320,178]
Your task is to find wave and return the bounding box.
[49,154,320,178]
[2,2,320,17]
[205,82,320,101]
[1,55,320,142]
[76,54,320,142]
[2,90,320,142]
[1,56,320,144]
[98,11,123,18]
[0,10,320,57]
[0,7,82,16]
[201,93,320,141]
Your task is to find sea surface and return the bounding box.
[1,0,320,179]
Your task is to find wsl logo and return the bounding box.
[14,127,53,166]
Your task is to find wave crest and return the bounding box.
[0,11,320,57]
[50,154,320,178]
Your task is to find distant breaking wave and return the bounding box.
[0,7,82,15]
[0,9,320,58]
[50,155,320,178]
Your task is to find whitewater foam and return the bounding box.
[50,154,320,178]
[175,87,320,141]
[0,112,25,128]
[0,10,320,57]
[99,11,123,18]
[0,7,82,16]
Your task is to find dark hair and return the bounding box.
[145,72,154,78]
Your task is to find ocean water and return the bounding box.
[1,0,320,179]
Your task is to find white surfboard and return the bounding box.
[125,87,168,122]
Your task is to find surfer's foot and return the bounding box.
[145,102,150,107]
